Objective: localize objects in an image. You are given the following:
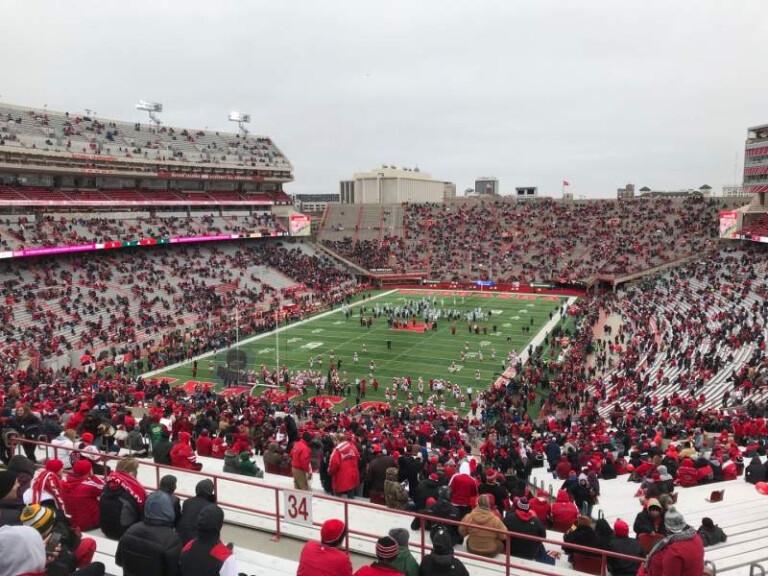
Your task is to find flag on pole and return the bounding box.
[563,180,570,186]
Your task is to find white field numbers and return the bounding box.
[283,490,313,526]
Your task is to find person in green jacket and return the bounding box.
[239,452,264,478]
[388,527,419,576]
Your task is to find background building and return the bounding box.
[744,123,768,209]
[722,185,748,198]
[293,193,339,213]
[617,183,635,200]
[340,166,449,204]
[515,186,538,200]
[443,182,457,201]
[475,177,499,196]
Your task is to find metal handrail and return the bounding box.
[14,438,645,576]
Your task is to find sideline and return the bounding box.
[141,289,399,379]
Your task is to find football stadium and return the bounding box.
[0,3,767,576]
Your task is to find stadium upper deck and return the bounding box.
[0,102,293,207]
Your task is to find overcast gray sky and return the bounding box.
[2,0,766,198]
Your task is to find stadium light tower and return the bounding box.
[229,112,251,135]
[136,100,163,126]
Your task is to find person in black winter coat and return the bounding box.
[478,470,508,515]
[562,516,601,560]
[607,519,644,576]
[419,527,469,576]
[152,430,173,466]
[99,457,145,539]
[398,447,423,499]
[600,457,618,480]
[177,479,217,546]
[319,436,334,494]
[414,474,442,512]
[503,498,547,561]
[424,487,463,546]
[697,517,727,547]
[744,456,765,485]
[116,491,182,576]
[180,505,239,576]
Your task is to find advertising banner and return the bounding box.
[719,211,739,239]
[290,214,311,237]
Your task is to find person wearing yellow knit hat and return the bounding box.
[20,503,56,538]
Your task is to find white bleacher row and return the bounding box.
[597,252,767,417]
[528,460,768,576]
[0,102,291,169]
[0,241,326,363]
[27,443,585,576]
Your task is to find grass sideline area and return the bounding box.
[151,289,571,411]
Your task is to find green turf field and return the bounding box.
[151,289,570,409]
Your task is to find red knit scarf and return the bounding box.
[106,471,147,512]
[31,471,69,517]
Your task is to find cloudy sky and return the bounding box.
[2,0,766,198]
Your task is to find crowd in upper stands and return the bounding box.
[322,196,748,283]
[0,210,284,251]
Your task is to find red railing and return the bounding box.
[14,438,644,576]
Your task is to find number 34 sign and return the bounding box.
[283,490,313,526]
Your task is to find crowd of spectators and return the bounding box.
[322,196,748,283]
[0,210,284,251]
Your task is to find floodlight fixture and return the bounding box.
[229,111,251,134]
[136,100,164,125]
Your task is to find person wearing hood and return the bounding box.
[414,472,442,512]
[633,498,666,536]
[571,473,597,517]
[459,494,507,557]
[744,456,765,484]
[180,504,239,576]
[675,458,698,487]
[195,430,213,457]
[529,489,552,525]
[0,525,48,576]
[178,479,217,546]
[562,516,601,561]
[644,507,703,576]
[170,432,202,471]
[555,455,572,480]
[601,453,618,480]
[697,517,727,547]
[116,491,182,576]
[153,428,173,466]
[551,489,579,529]
[504,497,550,563]
[238,452,264,478]
[61,460,104,532]
[388,528,419,576]
[479,469,508,515]
[384,467,409,510]
[297,518,353,576]
[607,519,644,576]
[418,527,470,576]
[99,457,147,539]
[448,462,478,518]
[222,450,240,474]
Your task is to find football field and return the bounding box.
[151,289,570,410]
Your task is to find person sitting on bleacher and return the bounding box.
[170,432,203,471]
[195,430,213,457]
[153,428,173,466]
[600,453,617,480]
[418,527,470,576]
[60,460,104,532]
[562,515,601,562]
[633,498,666,536]
[607,519,644,576]
[116,491,182,576]
[529,489,552,524]
[504,496,551,564]
[674,458,699,487]
[222,450,240,474]
[354,535,406,576]
[238,452,264,478]
[297,518,353,576]
[459,495,507,558]
[180,504,239,576]
[721,454,738,481]
[177,479,216,546]
[99,457,146,539]
[643,507,704,576]
[551,489,578,530]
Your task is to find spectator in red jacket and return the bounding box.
[61,460,104,531]
[551,489,579,529]
[675,459,698,487]
[529,489,552,524]
[329,437,360,498]
[297,519,353,576]
[555,455,572,480]
[231,433,252,456]
[292,432,313,490]
[448,462,478,517]
[645,507,704,576]
[195,430,213,457]
[721,455,738,481]
[170,432,202,471]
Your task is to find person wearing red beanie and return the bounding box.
[297,519,352,576]
[61,460,104,531]
[608,519,644,576]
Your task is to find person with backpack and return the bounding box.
[99,457,147,539]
